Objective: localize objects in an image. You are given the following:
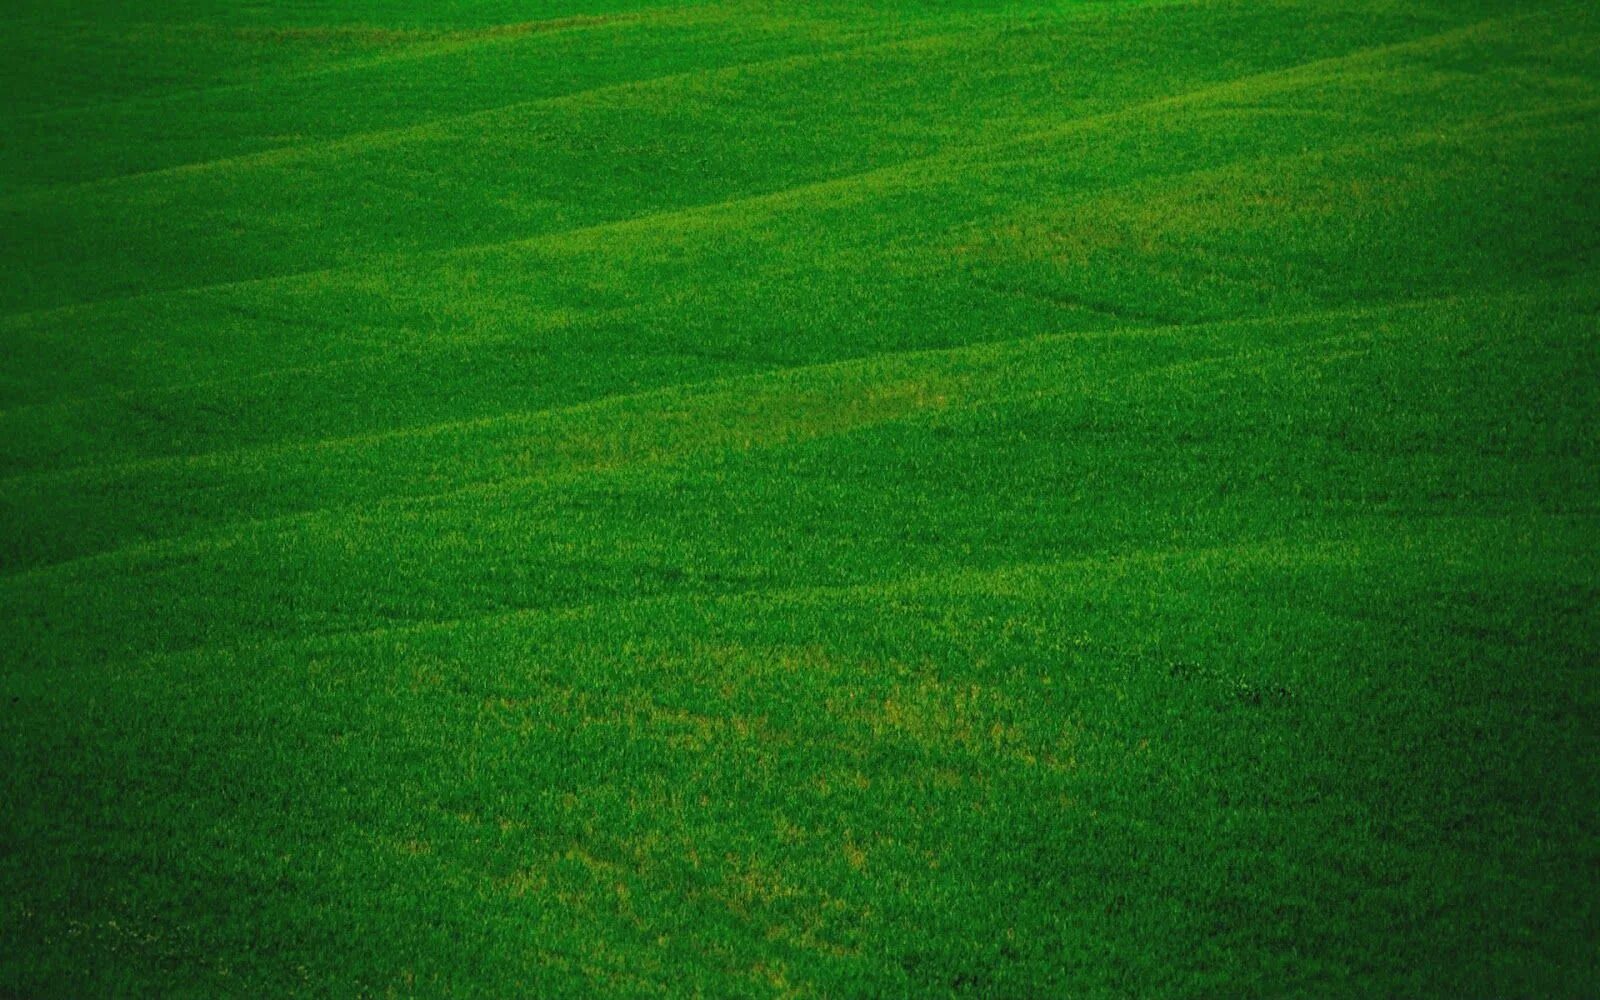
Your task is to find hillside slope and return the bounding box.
[2,0,1597,994]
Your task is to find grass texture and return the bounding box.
[1,0,1597,994]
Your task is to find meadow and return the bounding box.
[1,0,1597,994]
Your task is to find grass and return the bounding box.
[1,0,1597,994]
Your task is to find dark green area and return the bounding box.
[2,0,1597,994]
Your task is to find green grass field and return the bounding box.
[2,0,1597,994]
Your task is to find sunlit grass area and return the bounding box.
[2,0,1597,994]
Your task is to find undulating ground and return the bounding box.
[1,0,1597,994]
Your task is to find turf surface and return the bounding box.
[2,0,1598,994]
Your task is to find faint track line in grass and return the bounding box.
[966,278,1188,328]
[16,509,1590,673]
[0,9,1536,319]
[6,6,695,126]
[87,534,1424,677]
[3,23,987,198]
[0,302,624,418]
[0,288,1487,494]
[7,0,1217,133]
[0,287,1548,586]
[4,92,1592,456]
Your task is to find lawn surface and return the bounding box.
[2,0,1598,995]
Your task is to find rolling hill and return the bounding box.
[2,0,1597,994]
